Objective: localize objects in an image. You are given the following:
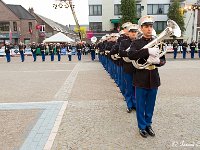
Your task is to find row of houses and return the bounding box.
[0,0,79,46]
[88,0,200,42]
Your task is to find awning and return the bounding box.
[110,19,120,24]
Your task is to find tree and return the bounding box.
[167,0,185,34]
[121,0,137,25]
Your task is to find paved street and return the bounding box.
[0,54,200,150]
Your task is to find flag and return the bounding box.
[36,24,41,30]
[9,28,12,43]
[29,28,33,34]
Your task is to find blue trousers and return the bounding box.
[198,50,200,58]
[191,49,195,58]
[20,51,24,62]
[120,67,125,96]
[6,53,11,62]
[91,50,95,61]
[182,49,187,59]
[58,54,61,61]
[77,52,81,61]
[32,52,36,61]
[68,55,72,61]
[51,53,54,61]
[41,52,45,61]
[173,49,177,59]
[135,87,158,130]
[124,73,136,109]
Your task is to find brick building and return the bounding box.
[0,0,37,46]
[0,0,79,47]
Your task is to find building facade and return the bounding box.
[0,0,79,47]
[0,0,37,46]
[88,0,199,42]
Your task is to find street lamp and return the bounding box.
[184,3,200,41]
[53,0,82,40]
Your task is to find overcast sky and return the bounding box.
[3,0,89,26]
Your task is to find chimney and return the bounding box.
[28,7,34,14]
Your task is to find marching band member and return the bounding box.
[30,42,37,62]
[119,24,138,113]
[18,42,26,62]
[76,42,82,61]
[5,42,11,62]
[56,43,61,61]
[39,43,46,62]
[66,42,72,61]
[90,42,96,61]
[190,40,196,59]
[117,22,132,96]
[127,16,166,138]
[182,40,188,59]
[173,40,178,59]
[49,43,54,61]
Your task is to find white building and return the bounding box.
[88,0,198,42]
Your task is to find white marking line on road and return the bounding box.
[1,70,72,73]
[43,101,68,150]
[44,63,81,150]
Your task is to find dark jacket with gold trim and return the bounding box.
[127,37,166,89]
[119,37,135,74]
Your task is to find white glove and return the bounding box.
[147,55,160,64]
[148,48,160,57]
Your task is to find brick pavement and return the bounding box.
[0,55,200,150]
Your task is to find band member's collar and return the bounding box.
[142,36,152,41]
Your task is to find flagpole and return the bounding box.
[9,27,12,43]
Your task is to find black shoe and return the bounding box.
[139,129,148,138]
[126,108,132,113]
[132,107,136,111]
[145,126,155,137]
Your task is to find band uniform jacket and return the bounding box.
[66,45,72,55]
[173,43,178,50]
[105,41,116,58]
[182,43,188,50]
[30,44,37,53]
[110,34,129,65]
[90,44,96,51]
[19,45,26,52]
[76,44,83,53]
[127,36,166,89]
[5,45,11,54]
[49,45,54,54]
[119,38,135,74]
[190,42,196,50]
[40,45,46,53]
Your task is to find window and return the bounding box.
[89,5,102,16]
[89,22,102,31]
[136,4,141,18]
[28,22,32,30]
[13,22,17,31]
[0,22,10,31]
[147,4,170,15]
[39,25,45,32]
[114,4,121,15]
[153,21,167,32]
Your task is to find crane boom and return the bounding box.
[68,0,82,40]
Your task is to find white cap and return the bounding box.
[122,22,132,28]
[138,16,154,26]
[119,30,125,35]
[127,24,139,31]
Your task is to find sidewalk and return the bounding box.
[51,58,200,150]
